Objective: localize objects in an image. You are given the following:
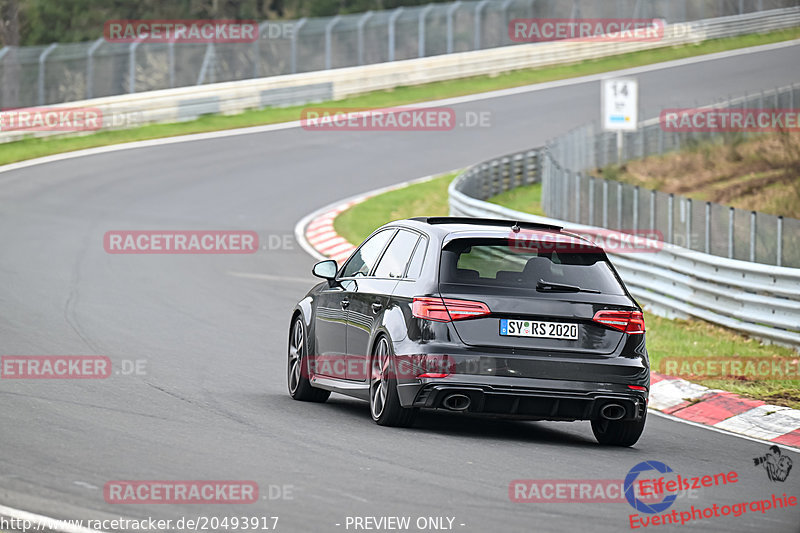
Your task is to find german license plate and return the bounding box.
[499,319,578,340]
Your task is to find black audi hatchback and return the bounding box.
[288,217,649,446]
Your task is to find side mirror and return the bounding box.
[312,259,338,281]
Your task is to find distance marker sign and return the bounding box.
[603,78,638,131]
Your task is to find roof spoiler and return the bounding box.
[410,216,562,232]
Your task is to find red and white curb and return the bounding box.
[295,175,800,451]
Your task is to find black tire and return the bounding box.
[591,410,646,446]
[287,317,330,403]
[369,336,415,427]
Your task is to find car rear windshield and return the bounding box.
[439,238,626,295]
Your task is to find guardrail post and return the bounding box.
[418,4,435,58]
[602,180,608,228]
[777,216,783,267]
[86,38,104,99]
[749,211,756,262]
[325,16,342,70]
[388,8,403,62]
[474,0,490,50]
[588,177,595,226]
[357,11,374,66]
[290,18,307,74]
[633,186,639,231]
[705,202,711,254]
[667,194,674,244]
[38,43,57,105]
[446,2,462,54]
[728,207,735,259]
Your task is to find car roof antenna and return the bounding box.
[511,222,521,233]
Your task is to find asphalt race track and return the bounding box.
[1,43,799,532]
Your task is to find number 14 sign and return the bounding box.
[602,78,638,131]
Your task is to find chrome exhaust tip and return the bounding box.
[600,403,626,421]
[442,393,471,411]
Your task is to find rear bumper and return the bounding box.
[398,376,648,421]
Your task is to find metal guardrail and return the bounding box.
[449,153,800,348]
[1,0,799,109]
[541,84,800,268]
[2,8,800,145]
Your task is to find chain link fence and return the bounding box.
[541,83,800,268]
[1,0,799,108]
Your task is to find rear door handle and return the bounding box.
[341,298,350,309]
[371,302,383,313]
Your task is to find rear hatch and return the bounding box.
[437,236,639,355]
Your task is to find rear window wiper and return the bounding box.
[536,279,600,293]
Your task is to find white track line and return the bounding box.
[0,504,107,533]
[2,39,798,178]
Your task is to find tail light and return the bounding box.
[593,310,645,334]
[412,297,491,322]
[628,385,647,391]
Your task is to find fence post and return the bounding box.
[728,207,735,259]
[633,186,639,231]
[616,181,623,229]
[168,40,175,87]
[575,173,581,223]
[602,180,609,228]
[38,43,57,105]
[253,22,267,77]
[356,11,374,66]
[738,0,744,14]
[446,2,462,54]
[776,216,783,267]
[705,202,711,254]
[749,211,756,262]
[86,38,104,99]
[589,177,595,226]
[128,41,138,93]
[291,18,307,74]
[196,43,216,85]
[502,0,515,45]
[388,8,403,62]
[474,0,490,50]
[649,190,656,232]
[686,198,692,250]
[325,16,342,70]
[418,4,435,58]
[667,194,674,244]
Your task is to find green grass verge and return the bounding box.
[3,27,800,166]
[487,183,545,216]
[331,171,800,408]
